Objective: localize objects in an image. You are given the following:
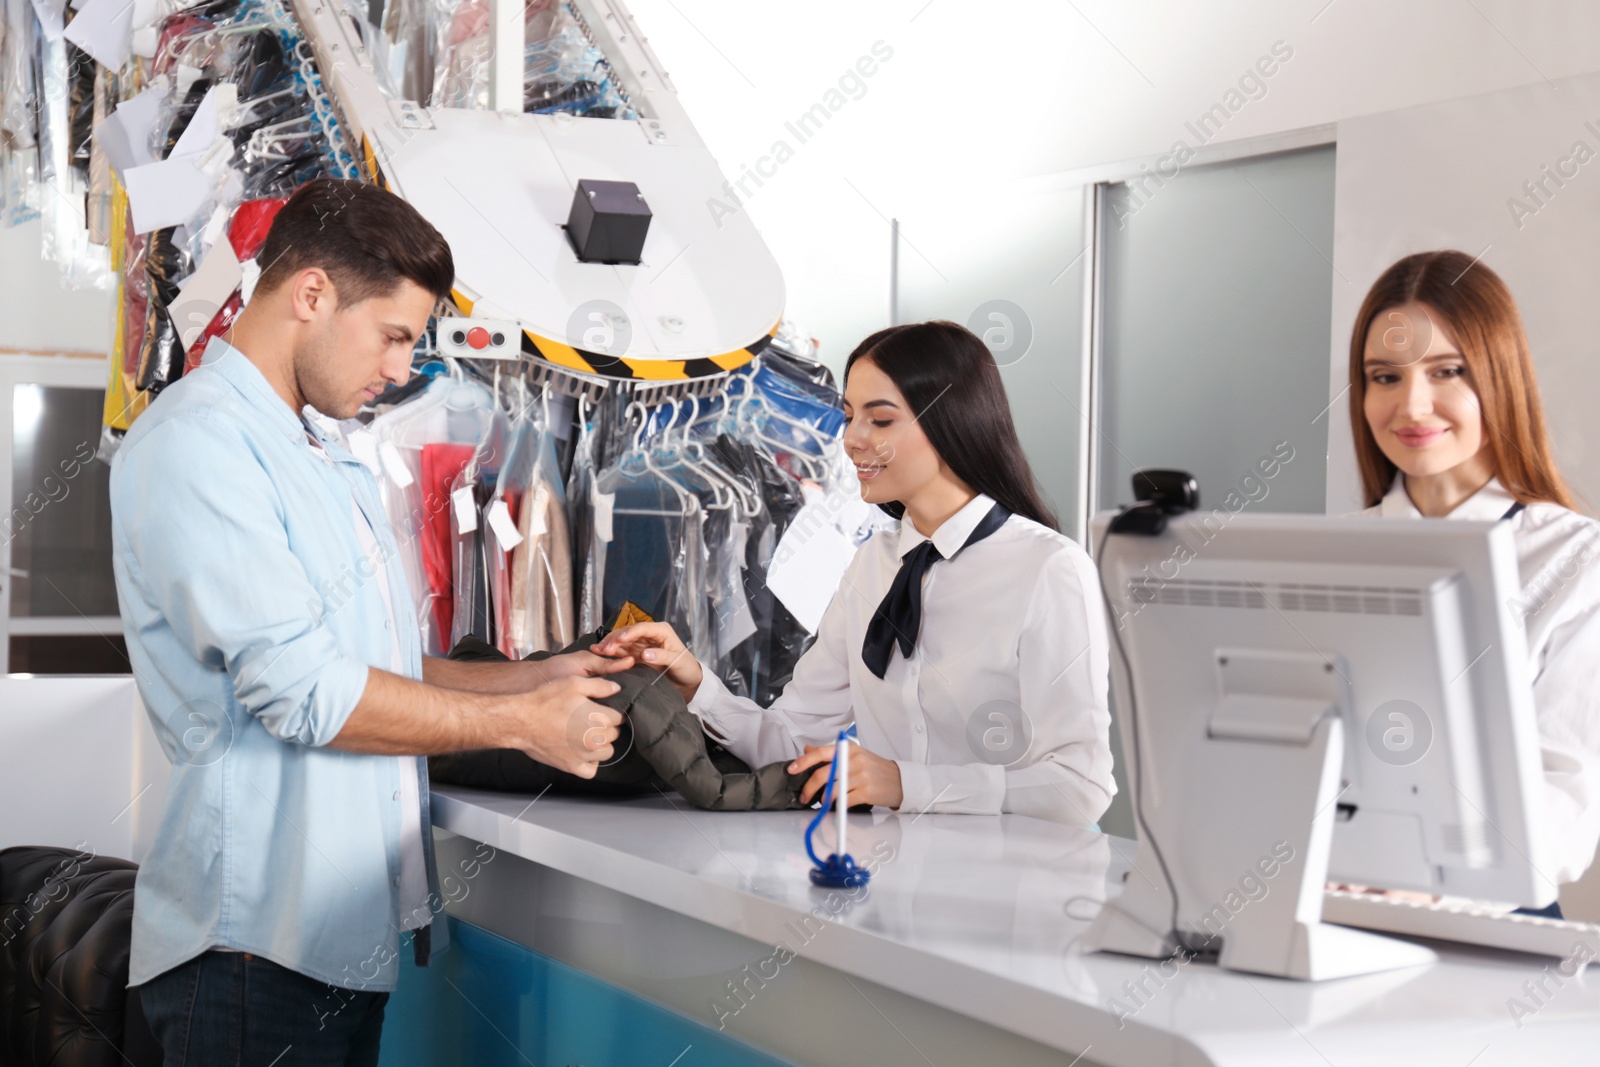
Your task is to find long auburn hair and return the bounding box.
[1348,251,1574,510]
[844,320,1059,531]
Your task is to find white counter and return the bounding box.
[430,786,1600,1067]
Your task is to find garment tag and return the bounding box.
[238,257,261,305]
[347,429,380,474]
[378,440,414,488]
[729,518,750,560]
[452,486,477,533]
[525,484,549,538]
[592,484,614,543]
[767,505,855,633]
[487,499,523,551]
[716,587,757,659]
[199,201,230,250]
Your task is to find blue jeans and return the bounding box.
[134,950,389,1067]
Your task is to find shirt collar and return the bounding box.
[202,337,305,441]
[1378,473,1518,520]
[202,336,353,457]
[896,493,998,559]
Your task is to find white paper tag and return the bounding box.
[592,484,614,544]
[174,63,203,94]
[238,257,261,306]
[487,498,523,551]
[347,430,380,474]
[199,201,230,250]
[452,486,478,534]
[767,505,856,633]
[378,440,414,488]
[525,484,549,538]
[716,587,757,660]
[729,518,750,560]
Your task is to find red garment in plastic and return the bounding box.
[152,15,217,74]
[227,197,289,260]
[421,443,476,645]
[184,290,243,373]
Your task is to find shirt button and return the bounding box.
[393,790,401,800]
[384,619,391,630]
[914,723,924,734]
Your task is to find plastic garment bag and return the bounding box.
[449,397,512,650]
[365,371,495,655]
[593,408,709,657]
[504,393,575,657]
[134,226,192,394]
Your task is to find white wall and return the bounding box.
[624,0,1600,369]
[0,218,114,354]
[0,677,169,863]
[1328,67,1600,516]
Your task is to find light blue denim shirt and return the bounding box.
[111,337,446,992]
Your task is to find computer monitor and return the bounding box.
[1080,511,1552,980]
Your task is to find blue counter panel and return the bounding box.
[379,916,795,1067]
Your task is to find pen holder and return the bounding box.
[804,727,872,889]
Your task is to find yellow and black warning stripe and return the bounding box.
[360,135,391,191]
[450,289,778,382]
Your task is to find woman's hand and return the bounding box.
[790,744,904,810]
[592,622,704,703]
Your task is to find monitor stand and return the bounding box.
[1083,697,1438,981]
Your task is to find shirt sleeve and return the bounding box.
[113,415,371,747]
[1531,591,1600,886]
[687,561,857,767]
[895,545,1116,827]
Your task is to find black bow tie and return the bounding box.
[862,503,1011,679]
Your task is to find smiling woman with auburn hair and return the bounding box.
[1350,250,1600,903]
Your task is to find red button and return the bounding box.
[466,327,491,350]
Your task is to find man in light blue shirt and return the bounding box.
[112,179,630,1065]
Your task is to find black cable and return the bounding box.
[1095,520,1187,954]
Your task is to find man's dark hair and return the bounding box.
[255,178,455,307]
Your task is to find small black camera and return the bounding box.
[1109,469,1199,536]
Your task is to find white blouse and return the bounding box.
[688,492,1116,826]
[1368,475,1600,884]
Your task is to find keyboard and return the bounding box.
[1323,888,1600,963]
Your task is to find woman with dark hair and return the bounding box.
[1351,251,1600,890]
[595,321,1115,826]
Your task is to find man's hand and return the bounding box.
[525,649,635,685]
[790,744,904,809]
[423,649,633,695]
[503,675,625,778]
[591,622,703,703]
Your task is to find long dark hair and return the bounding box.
[844,320,1059,531]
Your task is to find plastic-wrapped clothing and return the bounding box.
[737,434,812,704]
[508,470,573,656]
[761,345,840,397]
[134,227,191,395]
[426,631,810,811]
[184,291,243,374]
[226,196,288,258]
[420,442,475,644]
[599,473,709,658]
[366,377,496,656]
[449,470,496,648]
[66,44,95,177]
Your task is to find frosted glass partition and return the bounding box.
[1098,145,1335,517]
[892,182,1089,540]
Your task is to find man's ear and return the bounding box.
[289,267,335,322]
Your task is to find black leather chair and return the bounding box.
[0,846,162,1067]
